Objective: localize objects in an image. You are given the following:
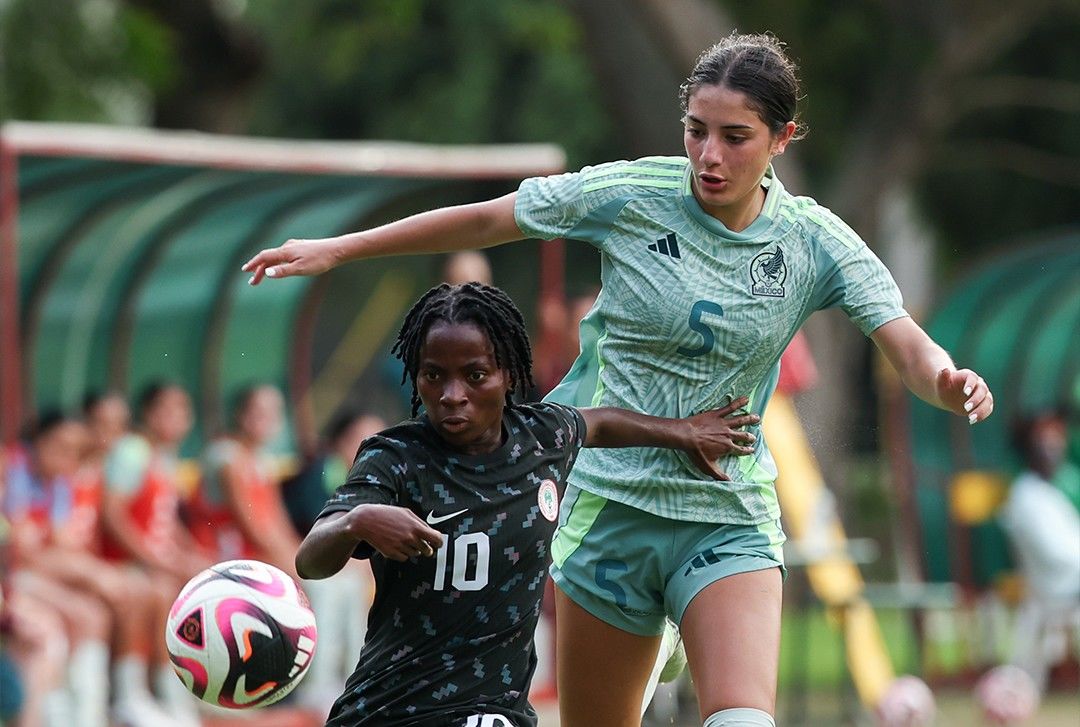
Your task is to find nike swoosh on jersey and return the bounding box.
[426,508,468,525]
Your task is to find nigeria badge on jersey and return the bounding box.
[538,480,559,522]
[750,247,787,298]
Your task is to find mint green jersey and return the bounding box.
[516,157,907,524]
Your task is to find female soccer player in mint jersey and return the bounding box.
[247,33,994,727]
[296,282,759,726]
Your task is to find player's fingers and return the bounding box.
[247,265,266,286]
[382,547,408,562]
[242,247,291,273]
[264,261,302,279]
[714,396,750,417]
[968,389,994,425]
[728,414,760,428]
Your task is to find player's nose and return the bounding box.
[440,378,468,405]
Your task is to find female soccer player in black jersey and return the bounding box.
[296,282,758,727]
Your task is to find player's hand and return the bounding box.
[936,368,993,424]
[241,238,343,285]
[683,396,761,480]
[343,504,445,562]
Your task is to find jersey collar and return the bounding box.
[680,163,784,242]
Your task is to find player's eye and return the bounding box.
[726,135,747,144]
[685,127,704,138]
[421,370,440,382]
[468,370,487,382]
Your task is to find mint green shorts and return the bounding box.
[549,485,786,636]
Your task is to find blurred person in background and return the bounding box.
[2,413,112,727]
[100,382,210,727]
[284,409,388,537]
[7,406,186,727]
[283,408,384,719]
[1,450,70,727]
[441,249,493,287]
[981,408,1080,719]
[189,383,300,578]
[83,391,131,475]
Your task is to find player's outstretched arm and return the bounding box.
[870,316,994,424]
[297,505,444,579]
[242,193,522,284]
[578,397,760,481]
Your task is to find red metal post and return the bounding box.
[0,136,22,443]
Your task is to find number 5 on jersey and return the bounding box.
[433,532,490,591]
[677,299,724,357]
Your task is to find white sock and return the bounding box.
[113,654,154,704]
[155,663,202,725]
[68,640,110,727]
[42,687,74,727]
[703,708,776,726]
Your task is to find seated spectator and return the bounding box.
[189,383,300,578]
[282,408,383,719]
[284,409,387,536]
[980,409,1080,721]
[100,383,210,726]
[3,413,112,727]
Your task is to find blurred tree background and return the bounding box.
[3,0,1075,262]
[2,0,1077,540]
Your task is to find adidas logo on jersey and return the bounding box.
[648,233,681,260]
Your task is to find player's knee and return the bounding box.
[702,708,776,727]
[66,591,112,641]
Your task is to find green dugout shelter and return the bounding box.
[907,230,1080,588]
[0,122,565,455]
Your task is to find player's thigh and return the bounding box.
[554,584,662,727]
[680,567,783,719]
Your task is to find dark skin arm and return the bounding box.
[296,397,759,580]
[296,505,444,580]
[579,396,759,481]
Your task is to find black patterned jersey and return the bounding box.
[318,402,586,727]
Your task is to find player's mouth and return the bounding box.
[439,415,469,432]
[697,172,728,193]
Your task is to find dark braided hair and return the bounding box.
[391,282,535,416]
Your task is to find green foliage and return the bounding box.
[727,0,1079,261]
[241,0,617,166]
[0,0,175,123]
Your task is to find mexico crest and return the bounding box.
[750,247,787,298]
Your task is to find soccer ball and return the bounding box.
[165,560,318,709]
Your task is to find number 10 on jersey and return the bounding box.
[433,532,490,591]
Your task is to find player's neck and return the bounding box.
[707,185,766,232]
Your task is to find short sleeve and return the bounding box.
[526,402,587,481]
[514,170,590,241]
[808,208,907,336]
[103,435,152,497]
[199,439,240,506]
[316,439,405,559]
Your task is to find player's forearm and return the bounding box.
[579,407,690,450]
[872,317,954,410]
[332,194,522,263]
[295,512,360,580]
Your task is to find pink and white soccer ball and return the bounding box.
[876,675,936,727]
[975,665,1039,724]
[165,560,317,709]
